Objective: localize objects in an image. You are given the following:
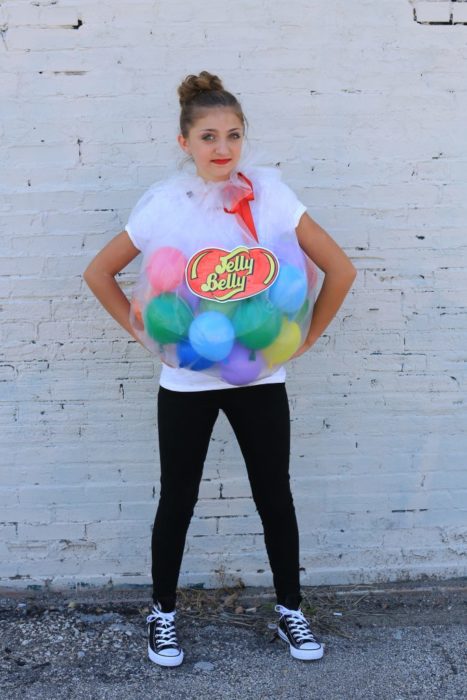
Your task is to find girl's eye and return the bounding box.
[201,133,242,142]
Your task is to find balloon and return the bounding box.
[144,293,193,344]
[263,318,302,366]
[305,256,319,289]
[131,298,144,331]
[177,279,201,312]
[268,265,307,315]
[189,312,235,362]
[199,298,238,318]
[220,344,265,386]
[146,247,187,293]
[294,298,310,324]
[232,295,282,350]
[274,238,306,271]
[176,339,214,371]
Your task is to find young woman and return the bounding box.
[83,71,356,667]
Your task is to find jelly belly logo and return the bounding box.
[186,246,279,302]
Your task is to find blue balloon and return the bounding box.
[176,340,214,371]
[189,312,235,362]
[268,265,307,315]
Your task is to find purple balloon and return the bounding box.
[177,279,201,312]
[273,238,306,271]
[220,344,265,386]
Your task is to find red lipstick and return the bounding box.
[212,159,231,165]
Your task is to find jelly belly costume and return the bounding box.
[127,166,318,387]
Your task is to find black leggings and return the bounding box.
[152,383,301,611]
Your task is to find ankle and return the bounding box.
[153,596,176,613]
[276,594,302,611]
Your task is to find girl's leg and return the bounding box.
[221,383,301,609]
[152,387,219,610]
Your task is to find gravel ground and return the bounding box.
[0,580,465,700]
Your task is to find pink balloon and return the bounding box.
[305,256,319,289]
[146,247,187,293]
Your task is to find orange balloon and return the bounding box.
[131,299,144,331]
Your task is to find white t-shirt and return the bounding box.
[125,166,307,392]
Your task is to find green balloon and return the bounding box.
[200,298,239,318]
[233,296,282,349]
[294,298,310,324]
[144,293,193,344]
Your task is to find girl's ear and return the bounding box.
[177,133,190,155]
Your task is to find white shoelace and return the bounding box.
[275,604,318,644]
[146,606,178,647]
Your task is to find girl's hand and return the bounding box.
[291,338,314,360]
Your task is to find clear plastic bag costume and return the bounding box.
[128,166,318,386]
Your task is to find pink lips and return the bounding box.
[212,159,231,165]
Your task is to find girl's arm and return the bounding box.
[83,231,142,341]
[293,212,357,358]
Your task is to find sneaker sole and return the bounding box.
[148,644,184,667]
[277,628,324,661]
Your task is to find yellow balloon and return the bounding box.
[262,318,302,366]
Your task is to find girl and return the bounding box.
[83,71,356,667]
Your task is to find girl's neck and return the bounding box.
[196,170,234,184]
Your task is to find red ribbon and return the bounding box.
[223,173,258,243]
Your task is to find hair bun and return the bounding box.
[178,71,224,106]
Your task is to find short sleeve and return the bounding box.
[125,222,142,251]
[275,178,307,229]
[293,200,307,228]
[124,182,164,253]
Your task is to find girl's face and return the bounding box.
[178,108,244,182]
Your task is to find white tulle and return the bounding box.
[126,158,303,261]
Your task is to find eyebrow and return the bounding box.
[198,127,242,133]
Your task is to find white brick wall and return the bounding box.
[1,0,466,593]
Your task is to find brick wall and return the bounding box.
[1,0,466,592]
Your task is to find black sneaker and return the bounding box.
[275,604,324,660]
[146,603,184,667]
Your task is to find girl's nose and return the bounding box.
[215,140,230,155]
